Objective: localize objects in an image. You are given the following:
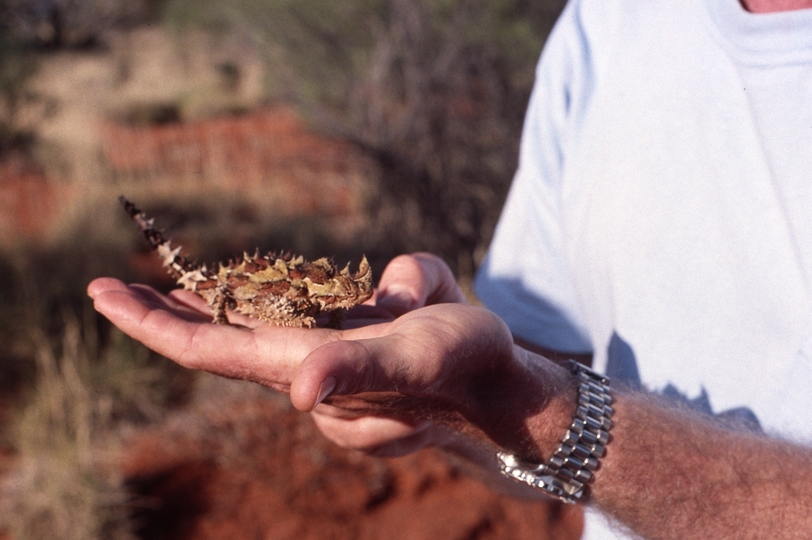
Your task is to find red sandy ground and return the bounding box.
[120,385,584,540]
[100,107,366,217]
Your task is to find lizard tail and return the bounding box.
[119,196,198,280]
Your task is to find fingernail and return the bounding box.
[315,376,337,407]
[376,286,415,309]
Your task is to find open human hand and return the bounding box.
[88,253,566,457]
[88,253,454,379]
[297,252,470,455]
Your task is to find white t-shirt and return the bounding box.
[474,0,812,537]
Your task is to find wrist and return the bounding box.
[513,349,582,461]
[464,345,578,463]
[498,360,613,503]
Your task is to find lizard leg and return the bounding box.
[326,309,345,330]
[211,286,231,325]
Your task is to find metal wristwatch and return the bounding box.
[497,360,612,504]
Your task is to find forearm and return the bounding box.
[591,391,812,539]
[448,348,812,539]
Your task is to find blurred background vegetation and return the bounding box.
[0,0,566,538]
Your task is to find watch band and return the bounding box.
[497,360,612,503]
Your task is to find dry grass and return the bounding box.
[0,318,135,540]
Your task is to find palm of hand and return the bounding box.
[88,256,511,455]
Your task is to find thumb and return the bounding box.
[290,338,410,412]
[376,253,466,314]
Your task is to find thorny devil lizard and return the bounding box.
[120,197,373,328]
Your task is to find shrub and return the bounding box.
[1,319,135,540]
[161,0,567,278]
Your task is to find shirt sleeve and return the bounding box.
[474,0,593,354]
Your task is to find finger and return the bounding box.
[92,279,264,329]
[131,285,212,322]
[87,277,129,299]
[343,303,397,321]
[375,253,467,314]
[340,318,393,330]
[90,278,200,317]
[337,304,398,330]
[310,413,434,456]
[90,281,336,386]
[166,288,210,312]
[166,288,383,330]
[291,304,516,413]
[91,285,247,367]
[290,340,369,411]
[90,279,210,323]
[166,289,283,329]
[290,334,427,411]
